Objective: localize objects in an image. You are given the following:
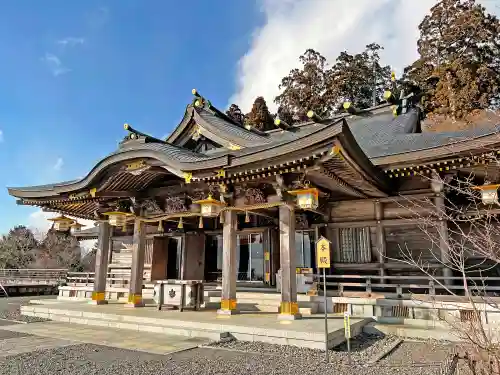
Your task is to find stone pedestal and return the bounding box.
[126,217,146,308]
[278,205,301,320]
[91,222,111,305]
[217,210,239,316]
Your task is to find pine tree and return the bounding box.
[406,0,500,118]
[246,97,275,131]
[328,43,392,109]
[225,104,245,126]
[274,49,332,122]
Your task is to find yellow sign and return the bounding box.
[316,236,331,269]
[344,312,351,338]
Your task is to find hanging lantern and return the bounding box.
[103,212,131,227]
[472,184,500,205]
[288,186,319,210]
[70,221,84,233]
[193,194,226,217]
[47,215,74,232]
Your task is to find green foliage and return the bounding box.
[404,0,500,118]
[246,97,275,131]
[274,45,392,123]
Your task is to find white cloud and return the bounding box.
[41,53,71,76]
[53,157,64,171]
[231,0,500,112]
[57,37,85,47]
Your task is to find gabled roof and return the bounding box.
[9,93,500,204]
[166,104,271,149]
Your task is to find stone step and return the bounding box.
[363,321,459,341]
[21,304,368,349]
[205,295,318,315]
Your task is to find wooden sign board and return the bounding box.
[315,236,331,269]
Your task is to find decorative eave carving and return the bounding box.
[244,188,266,205]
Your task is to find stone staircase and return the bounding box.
[204,291,319,315]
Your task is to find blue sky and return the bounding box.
[0,0,262,234]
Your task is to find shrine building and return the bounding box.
[8,89,500,319]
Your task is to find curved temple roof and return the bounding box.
[8,96,500,202]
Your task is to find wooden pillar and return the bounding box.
[217,210,238,315]
[434,193,453,283]
[91,222,111,305]
[126,217,146,307]
[278,205,301,320]
[374,200,386,281]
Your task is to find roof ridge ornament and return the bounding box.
[121,123,167,146]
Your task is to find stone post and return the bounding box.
[126,217,146,307]
[278,204,301,320]
[217,210,238,316]
[91,222,111,305]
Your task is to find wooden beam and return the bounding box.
[94,191,139,198]
[328,218,430,228]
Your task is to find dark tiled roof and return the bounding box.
[196,109,271,145]
[116,141,211,162]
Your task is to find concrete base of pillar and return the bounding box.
[88,300,108,306]
[125,302,145,308]
[277,313,302,321]
[216,308,240,317]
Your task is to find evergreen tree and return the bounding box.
[405,0,500,118]
[246,97,275,131]
[328,43,392,109]
[225,104,245,126]
[274,49,332,122]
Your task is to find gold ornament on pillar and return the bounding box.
[157,220,164,233]
[198,216,204,228]
[177,217,184,229]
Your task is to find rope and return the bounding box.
[136,201,291,223]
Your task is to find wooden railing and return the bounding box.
[66,271,150,287]
[0,269,67,284]
[309,273,500,298]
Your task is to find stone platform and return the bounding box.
[21,301,370,350]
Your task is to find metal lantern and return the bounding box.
[47,215,74,231]
[193,194,226,217]
[103,212,130,227]
[473,184,500,205]
[70,221,84,233]
[288,187,319,210]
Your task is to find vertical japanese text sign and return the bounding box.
[316,236,331,269]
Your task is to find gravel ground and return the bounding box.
[209,333,402,365]
[379,340,455,366]
[0,296,52,323]
[0,343,446,375]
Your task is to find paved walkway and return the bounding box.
[0,321,209,355]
